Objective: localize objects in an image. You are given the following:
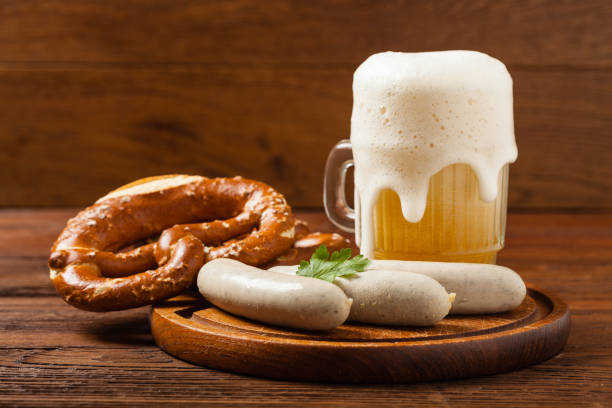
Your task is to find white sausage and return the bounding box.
[367,260,526,314]
[197,259,352,331]
[268,266,454,326]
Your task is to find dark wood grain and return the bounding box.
[0,68,610,209]
[0,0,610,66]
[0,0,611,209]
[0,209,610,406]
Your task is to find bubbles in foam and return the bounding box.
[350,51,517,257]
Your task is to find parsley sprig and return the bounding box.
[296,245,370,283]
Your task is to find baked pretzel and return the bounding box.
[49,175,295,312]
[266,219,352,267]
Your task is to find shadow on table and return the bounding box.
[83,307,155,346]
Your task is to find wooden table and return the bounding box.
[1,209,610,407]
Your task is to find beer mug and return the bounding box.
[323,51,517,264]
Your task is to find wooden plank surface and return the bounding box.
[0,209,610,406]
[0,67,610,209]
[0,0,611,209]
[0,0,610,66]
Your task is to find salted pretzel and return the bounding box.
[266,219,351,267]
[49,175,295,312]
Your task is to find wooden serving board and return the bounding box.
[150,285,570,383]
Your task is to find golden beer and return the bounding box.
[372,164,508,263]
[324,52,517,264]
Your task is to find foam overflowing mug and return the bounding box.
[324,51,518,264]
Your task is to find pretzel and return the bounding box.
[49,175,295,312]
[266,220,352,267]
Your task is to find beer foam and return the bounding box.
[351,51,517,256]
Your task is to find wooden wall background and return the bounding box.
[0,0,610,210]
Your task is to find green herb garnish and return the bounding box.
[296,245,370,283]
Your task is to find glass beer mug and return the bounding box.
[324,140,509,264]
[323,51,517,264]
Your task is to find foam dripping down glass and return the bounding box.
[324,51,518,264]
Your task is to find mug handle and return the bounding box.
[323,139,355,232]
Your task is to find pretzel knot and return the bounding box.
[48,175,295,312]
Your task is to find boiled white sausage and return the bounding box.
[198,259,352,330]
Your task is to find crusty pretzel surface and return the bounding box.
[49,175,296,312]
[265,219,351,267]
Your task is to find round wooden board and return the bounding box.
[150,285,570,383]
